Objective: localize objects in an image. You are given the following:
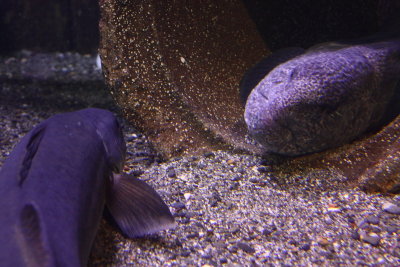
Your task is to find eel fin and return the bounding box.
[17,204,53,267]
[240,47,305,104]
[19,125,46,186]
[107,174,176,238]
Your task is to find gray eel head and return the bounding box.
[76,108,126,173]
[244,46,381,155]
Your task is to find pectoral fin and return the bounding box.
[107,174,176,238]
[17,204,53,267]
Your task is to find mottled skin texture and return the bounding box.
[0,108,125,267]
[239,47,305,105]
[245,39,400,156]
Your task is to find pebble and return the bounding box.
[262,224,277,236]
[376,257,387,265]
[180,250,191,257]
[231,175,242,181]
[166,167,176,178]
[186,232,199,239]
[317,237,330,247]
[299,243,311,251]
[320,251,335,260]
[369,225,381,233]
[227,159,236,164]
[359,230,381,246]
[197,162,207,169]
[189,156,198,161]
[346,214,356,224]
[382,202,400,214]
[228,245,238,253]
[209,199,219,207]
[184,193,193,201]
[219,258,228,264]
[237,242,255,254]
[203,152,215,158]
[249,177,261,183]
[327,204,341,213]
[236,167,245,174]
[230,227,241,235]
[171,202,186,211]
[385,225,398,234]
[213,241,227,249]
[174,212,186,218]
[351,231,360,240]
[180,217,192,225]
[324,216,333,225]
[365,215,380,225]
[356,219,368,229]
[229,182,240,190]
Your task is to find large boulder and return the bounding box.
[98,0,399,192]
[99,0,267,158]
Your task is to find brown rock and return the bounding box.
[98,0,399,193]
[99,0,267,158]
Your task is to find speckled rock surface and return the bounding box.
[1,52,400,266]
[98,0,267,158]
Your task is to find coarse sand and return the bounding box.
[0,51,399,266]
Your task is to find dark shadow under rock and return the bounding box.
[277,115,400,193]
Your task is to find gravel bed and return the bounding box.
[1,51,400,266]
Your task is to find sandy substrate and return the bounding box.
[1,51,400,266]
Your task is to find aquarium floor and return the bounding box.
[1,51,399,266]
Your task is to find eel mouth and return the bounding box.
[112,162,124,174]
[245,107,296,155]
